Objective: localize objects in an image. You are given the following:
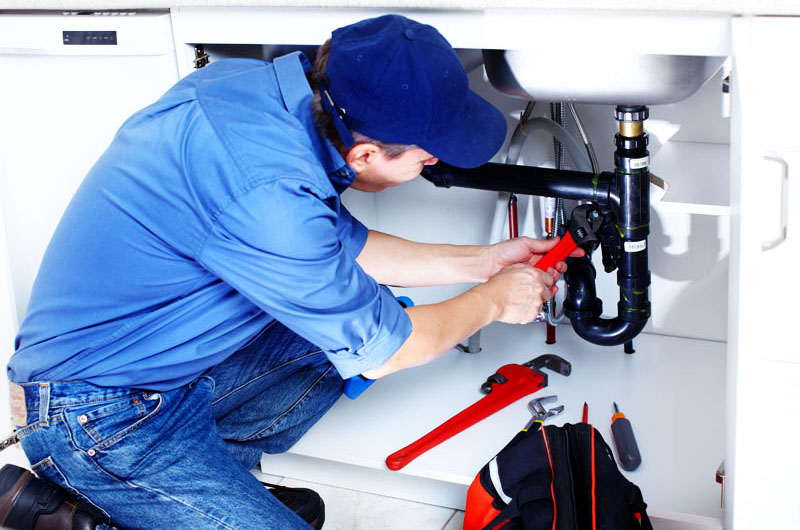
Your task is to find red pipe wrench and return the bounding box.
[385,354,571,471]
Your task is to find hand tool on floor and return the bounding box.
[611,402,642,471]
[523,395,565,431]
[533,204,603,272]
[385,354,571,471]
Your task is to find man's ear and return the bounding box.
[345,143,382,173]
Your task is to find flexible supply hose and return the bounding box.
[505,102,536,166]
[568,103,600,175]
[521,118,592,173]
[546,103,567,329]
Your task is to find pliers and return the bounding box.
[523,395,565,431]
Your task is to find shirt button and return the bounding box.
[87,449,96,457]
[78,415,88,424]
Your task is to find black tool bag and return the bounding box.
[464,423,653,530]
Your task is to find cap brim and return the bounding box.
[420,90,507,169]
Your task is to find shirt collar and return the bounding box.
[272,51,356,194]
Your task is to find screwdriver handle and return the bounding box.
[611,412,642,471]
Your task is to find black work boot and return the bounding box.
[262,482,325,529]
[0,464,109,530]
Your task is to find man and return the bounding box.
[5,14,579,529]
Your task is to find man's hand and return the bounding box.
[359,234,585,380]
[476,263,556,324]
[483,236,585,280]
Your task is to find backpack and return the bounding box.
[464,422,653,530]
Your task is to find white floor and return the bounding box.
[253,468,465,530]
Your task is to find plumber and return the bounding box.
[4,14,580,530]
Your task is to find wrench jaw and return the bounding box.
[524,395,565,430]
[522,354,572,389]
[566,204,604,254]
[527,395,557,420]
[544,405,565,420]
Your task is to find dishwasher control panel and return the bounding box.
[63,31,117,45]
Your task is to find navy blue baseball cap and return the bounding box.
[322,15,507,169]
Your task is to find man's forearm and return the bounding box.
[355,230,489,287]
[361,284,499,379]
[357,234,573,380]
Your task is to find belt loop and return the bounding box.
[38,383,50,426]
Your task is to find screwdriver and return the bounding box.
[611,402,642,471]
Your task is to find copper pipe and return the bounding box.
[508,194,518,239]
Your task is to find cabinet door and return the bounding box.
[728,16,800,530]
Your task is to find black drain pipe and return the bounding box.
[420,105,651,347]
[421,163,615,210]
[564,106,651,346]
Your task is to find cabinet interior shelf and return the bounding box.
[262,323,725,523]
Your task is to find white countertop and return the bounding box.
[0,0,799,16]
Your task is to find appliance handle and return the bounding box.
[762,155,789,251]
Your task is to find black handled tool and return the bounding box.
[611,402,642,471]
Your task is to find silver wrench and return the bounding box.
[523,395,565,430]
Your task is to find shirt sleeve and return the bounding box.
[336,203,368,259]
[198,178,411,379]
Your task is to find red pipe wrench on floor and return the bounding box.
[385,354,571,470]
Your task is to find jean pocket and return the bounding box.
[31,456,110,520]
[64,392,163,453]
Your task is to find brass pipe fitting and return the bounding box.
[619,121,644,138]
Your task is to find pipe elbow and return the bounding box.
[569,317,647,347]
[563,257,649,347]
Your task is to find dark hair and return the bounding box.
[308,40,417,158]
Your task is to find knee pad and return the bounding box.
[0,464,109,530]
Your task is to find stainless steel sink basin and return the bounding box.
[483,49,727,105]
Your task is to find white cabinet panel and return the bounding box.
[0,12,179,322]
[728,15,800,530]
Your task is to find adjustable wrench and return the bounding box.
[523,395,565,430]
[533,204,603,271]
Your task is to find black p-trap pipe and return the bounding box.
[420,106,652,348]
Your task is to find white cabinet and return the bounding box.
[726,16,800,529]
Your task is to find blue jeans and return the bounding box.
[16,321,344,529]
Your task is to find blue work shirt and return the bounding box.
[8,53,412,390]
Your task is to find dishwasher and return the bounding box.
[0,10,179,465]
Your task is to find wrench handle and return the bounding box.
[386,364,545,471]
[385,400,493,471]
[534,232,577,272]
